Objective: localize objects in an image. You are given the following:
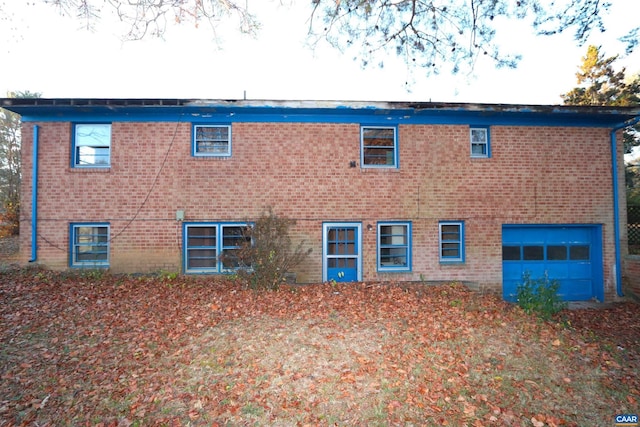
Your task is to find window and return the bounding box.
[73,124,111,167]
[502,245,521,261]
[501,244,591,261]
[184,223,250,273]
[523,245,544,260]
[470,126,490,158]
[193,125,231,157]
[439,221,465,263]
[570,245,590,260]
[70,223,110,267]
[378,222,411,271]
[221,225,248,269]
[361,126,397,168]
[547,245,568,261]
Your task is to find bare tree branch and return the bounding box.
[41,0,260,39]
[21,0,639,76]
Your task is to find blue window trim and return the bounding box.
[71,123,112,168]
[470,125,491,158]
[377,221,412,272]
[439,221,465,263]
[69,222,110,268]
[192,124,232,157]
[360,125,399,169]
[183,222,250,274]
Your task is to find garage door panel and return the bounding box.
[503,263,523,278]
[549,228,590,244]
[504,228,540,243]
[561,280,593,301]
[568,263,592,279]
[502,225,602,302]
[526,264,548,278]
[545,263,570,280]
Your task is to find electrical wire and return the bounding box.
[35,119,182,252]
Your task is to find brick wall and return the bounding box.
[20,121,621,298]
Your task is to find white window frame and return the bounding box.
[470,126,490,158]
[73,123,111,168]
[377,222,412,272]
[70,223,110,267]
[360,126,398,168]
[193,124,232,157]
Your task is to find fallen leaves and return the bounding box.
[0,269,638,426]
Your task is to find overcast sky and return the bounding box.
[1,0,639,104]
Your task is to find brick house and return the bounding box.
[2,98,639,302]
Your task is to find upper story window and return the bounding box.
[470,126,490,158]
[439,221,465,263]
[361,126,398,168]
[377,222,411,272]
[70,223,110,267]
[193,125,231,157]
[73,124,111,167]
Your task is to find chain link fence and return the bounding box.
[629,205,640,254]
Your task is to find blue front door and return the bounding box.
[324,223,361,282]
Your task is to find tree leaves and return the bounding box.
[308,0,630,76]
[0,268,638,425]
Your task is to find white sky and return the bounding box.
[1,0,639,104]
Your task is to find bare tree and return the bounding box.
[0,99,22,206]
[0,91,40,236]
[42,0,261,39]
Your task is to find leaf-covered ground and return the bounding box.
[0,268,638,426]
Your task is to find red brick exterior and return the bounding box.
[19,120,627,300]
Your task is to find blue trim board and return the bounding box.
[16,110,636,127]
[29,125,39,262]
[6,98,640,128]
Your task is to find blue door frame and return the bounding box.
[323,223,362,282]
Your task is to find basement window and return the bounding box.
[70,223,110,267]
[184,223,250,273]
[439,221,465,263]
[378,222,412,272]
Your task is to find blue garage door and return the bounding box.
[502,225,603,302]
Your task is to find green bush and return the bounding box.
[516,271,567,320]
[226,207,312,290]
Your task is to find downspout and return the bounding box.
[611,116,640,297]
[29,125,39,262]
